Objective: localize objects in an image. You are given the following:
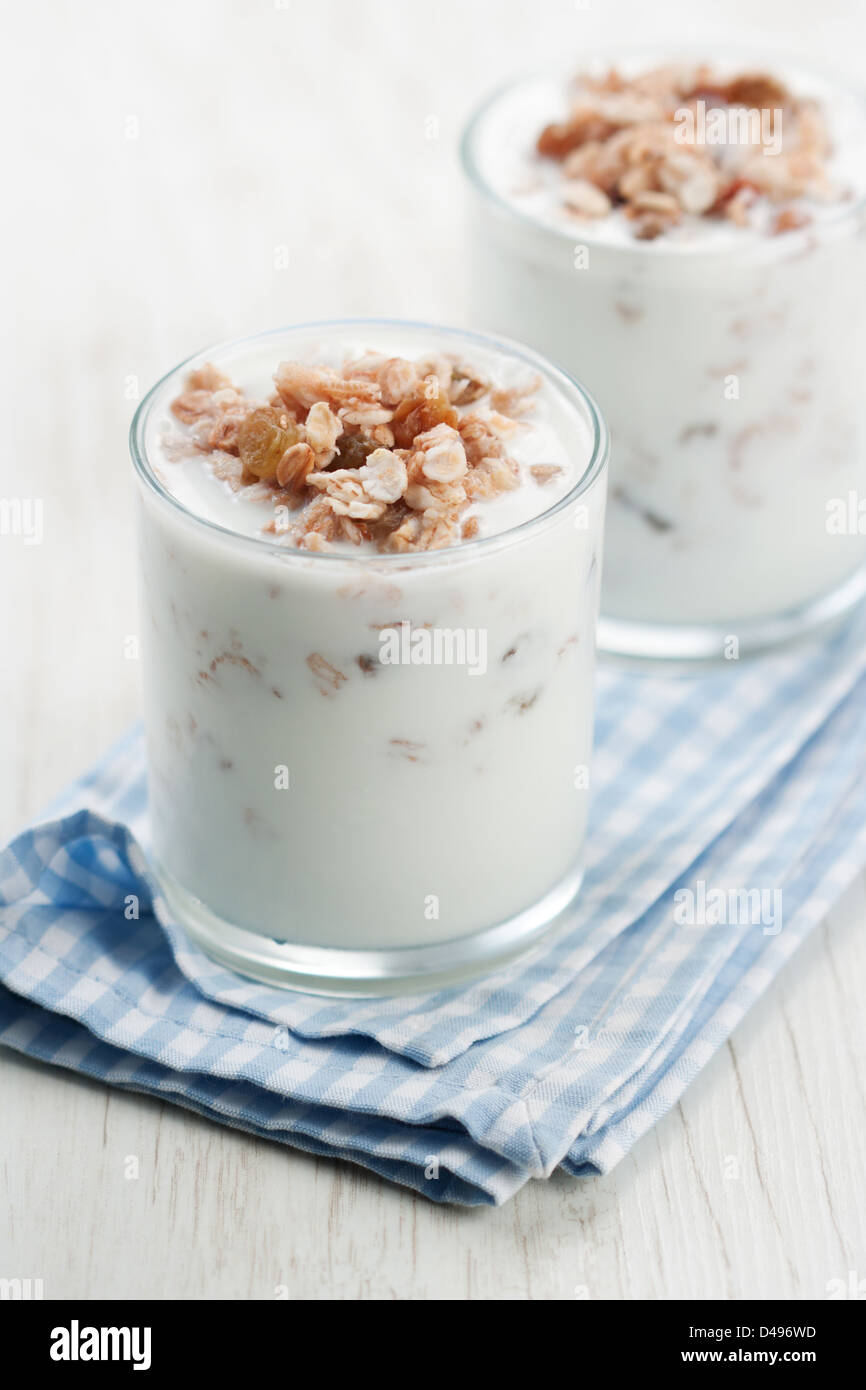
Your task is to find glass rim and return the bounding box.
[460,44,866,260]
[129,317,609,568]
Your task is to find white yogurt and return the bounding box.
[132,322,608,991]
[463,58,866,656]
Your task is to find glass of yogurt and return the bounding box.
[462,53,866,661]
[130,321,608,993]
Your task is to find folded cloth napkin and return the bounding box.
[2,609,866,1206]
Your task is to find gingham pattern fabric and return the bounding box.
[2,611,865,1205]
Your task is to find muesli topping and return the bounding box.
[169,353,543,551]
[536,64,840,238]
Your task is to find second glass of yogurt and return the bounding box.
[131,321,608,993]
[462,54,866,660]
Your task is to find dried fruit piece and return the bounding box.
[237,407,300,482]
[538,112,616,160]
[723,74,789,109]
[335,432,378,470]
[391,379,459,448]
[448,364,489,405]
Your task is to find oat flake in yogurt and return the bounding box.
[132,322,608,992]
[463,57,866,659]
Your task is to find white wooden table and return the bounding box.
[2,0,864,1300]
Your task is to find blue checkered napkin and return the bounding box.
[1,612,865,1205]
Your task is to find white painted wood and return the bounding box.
[2,0,864,1300]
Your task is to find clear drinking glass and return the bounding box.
[131,321,609,993]
[462,57,866,661]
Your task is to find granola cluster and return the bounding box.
[170,355,543,552]
[536,64,837,239]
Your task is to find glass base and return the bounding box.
[155,858,585,997]
[598,565,866,667]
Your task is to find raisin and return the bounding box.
[236,407,299,481]
[450,372,489,405]
[681,84,731,105]
[723,75,788,109]
[537,114,614,160]
[336,432,377,470]
[392,390,458,449]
